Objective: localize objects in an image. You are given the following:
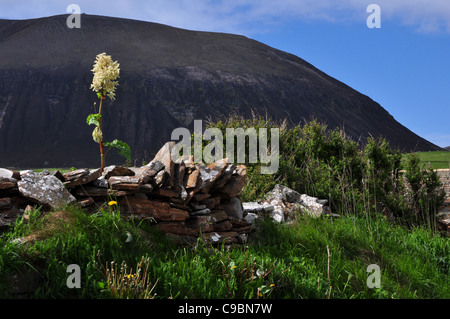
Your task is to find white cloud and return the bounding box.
[1,0,450,34]
[357,0,450,33]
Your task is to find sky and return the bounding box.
[1,0,449,148]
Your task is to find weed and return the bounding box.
[96,252,158,299]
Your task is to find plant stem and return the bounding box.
[98,89,105,172]
[326,245,332,299]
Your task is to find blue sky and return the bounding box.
[1,0,449,148]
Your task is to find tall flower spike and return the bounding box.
[90,52,120,100]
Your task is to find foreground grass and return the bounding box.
[0,205,448,299]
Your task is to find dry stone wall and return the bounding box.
[435,169,450,233]
[0,141,337,245]
[0,142,252,245]
[435,169,450,198]
[4,142,446,242]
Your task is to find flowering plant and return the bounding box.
[87,53,131,171]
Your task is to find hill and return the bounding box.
[0,14,443,168]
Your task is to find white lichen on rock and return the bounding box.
[17,172,76,209]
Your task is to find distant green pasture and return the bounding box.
[405,151,450,169]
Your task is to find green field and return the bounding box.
[405,151,450,169]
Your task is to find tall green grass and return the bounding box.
[0,205,448,299]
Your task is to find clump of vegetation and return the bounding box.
[97,254,158,299]
[204,115,446,229]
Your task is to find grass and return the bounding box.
[0,204,448,299]
[407,151,450,169]
[30,168,81,174]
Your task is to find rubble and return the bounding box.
[242,184,336,224]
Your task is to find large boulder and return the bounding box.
[17,172,76,209]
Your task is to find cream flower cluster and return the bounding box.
[92,126,103,143]
[90,52,120,100]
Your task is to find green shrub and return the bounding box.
[202,115,445,229]
[402,153,446,228]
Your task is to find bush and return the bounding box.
[402,153,446,228]
[202,115,445,229]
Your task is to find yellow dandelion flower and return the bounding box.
[108,200,117,206]
[270,284,275,288]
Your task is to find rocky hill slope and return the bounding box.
[0,14,442,168]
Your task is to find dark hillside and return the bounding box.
[0,14,442,168]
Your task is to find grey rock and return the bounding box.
[191,204,207,211]
[154,170,166,187]
[152,142,176,187]
[198,158,228,194]
[190,208,211,216]
[19,170,33,177]
[265,184,302,203]
[103,165,135,179]
[0,177,18,189]
[38,169,51,176]
[242,202,274,214]
[63,168,102,188]
[242,201,282,223]
[220,165,246,198]
[145,160,165,173]
[62,168,90,181]
[0,168,20,180]
[252,184,332,222]
[221,197,243,220]
[108,176,141,186]
[270,207,285,223]
[300,194,325,218]
[244,212,259,224]
[17,172,76,209]
[92,177,109,188]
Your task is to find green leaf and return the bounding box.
[259,285,271,295]
[97,92,102,99]
[105,139,131,161]
[86,113,101,126]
